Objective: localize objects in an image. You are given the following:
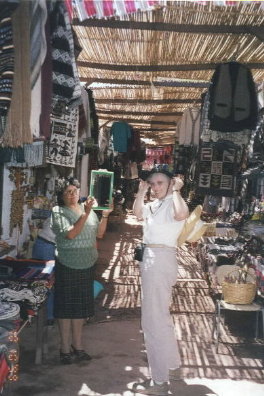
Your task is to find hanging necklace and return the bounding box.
[150,199,164,215]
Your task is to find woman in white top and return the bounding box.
[133,168,189,395]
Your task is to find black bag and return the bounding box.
[134,243,146,261]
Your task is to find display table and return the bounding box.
[0,257,55,390]
[212,300,264,352]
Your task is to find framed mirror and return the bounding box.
[89,170,114,210]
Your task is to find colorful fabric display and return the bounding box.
[71,0,161,20]
[145,146,173,168]
[0,258,54,280]
[197,140,240,197]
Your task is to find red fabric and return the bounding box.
[27,309,36,317]
[0,355,10,390]
[125,0,136,13]
[103,0,114,16]
[148,1,158,6]
[64,0,73,20]
[84,0,97,16]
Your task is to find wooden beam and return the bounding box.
[97,109,183,116]
[138,128,176,131]
[98,116,176,125]
[78,61,264,71]
[72,18,264,37]
[80,77,210,88]
[95,98,200,104]
[99,120,111,130]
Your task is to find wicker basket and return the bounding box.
[222,269,257,305]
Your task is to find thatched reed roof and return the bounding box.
[73,1,264,146]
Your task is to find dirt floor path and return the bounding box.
[7,213,264,396]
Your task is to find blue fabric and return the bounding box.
[93,280,104,298]
[32,237,55,261]
[46,289,54,320]
[110,121,131,152]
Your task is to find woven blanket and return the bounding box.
[196,140,240,197]
[50,0,81,108]
[46,106,79,168]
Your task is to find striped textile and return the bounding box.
[50,0,81,109]
[71,0,162,20]
[29,0,47,88]
[0,1,19,120]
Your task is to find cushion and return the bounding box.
[177,205,203,247]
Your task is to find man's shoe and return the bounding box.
[169,368,181,381]
[132,379,169,395]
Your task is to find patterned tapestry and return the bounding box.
[196,140,240,197]
[46,107,79,168]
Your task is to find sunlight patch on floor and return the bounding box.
[78,383,101,395]
[185,378,264,396]
[124,216,142,226]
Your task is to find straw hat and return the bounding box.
[177,205,203,247]
[186,219,210,243]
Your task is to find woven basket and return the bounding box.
[222,269,257,305]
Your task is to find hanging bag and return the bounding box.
[134,243,146,261]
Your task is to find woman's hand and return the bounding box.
[172,176,184,191]
[84,196,95,215]
[137,179,149,196]
[102,202,114,217]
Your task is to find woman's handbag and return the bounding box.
[134,243,146,261]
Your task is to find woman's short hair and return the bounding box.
[56,177,80,206]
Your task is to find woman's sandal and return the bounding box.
[60,351,73,365]
[71,345,92,361]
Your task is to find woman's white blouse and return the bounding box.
[142,194,185,247]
